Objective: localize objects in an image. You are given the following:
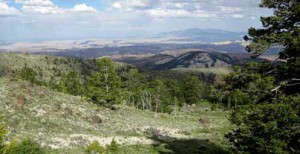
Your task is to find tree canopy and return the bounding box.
[86,57,121,105]
[225,0,300,153]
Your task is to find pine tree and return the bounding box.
[58,71,82,96]
[183,75,204,104]
[86,57,121,105]
[225,1,300,153]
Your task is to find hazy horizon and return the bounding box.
[0,0,272,42]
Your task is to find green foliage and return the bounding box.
[18,64,38,83]
[149,80,171,112]
[86,57,121,105]
[0,118,44,154]
[183,75,205,104]
[118,65,187,113]
[2,138,45,154]
[226,98,300,153]
[58,71,82,96]
[155,139,229,154]
[0,117,7,152]
[222,63,276,107]
[163,79,185,104]
[48,76,59,90]
[225,0,300,153]
[119,67,145,91]
[106,138,119,152]
[85,141,105,154]
[2,140,18,154]
[246,0,300,59]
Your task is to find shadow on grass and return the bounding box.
[147,128,229,154]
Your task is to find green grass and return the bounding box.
[0,52,96,82]
[0,53,233,153]
[0,77,233,153]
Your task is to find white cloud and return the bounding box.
[146,9,218,18]
[72,3,98,13]
[111,0,160,10]
[15,0,54,6]
[15,0,62,14]
[0,0,273,41]
[112,2,122,9]
[15,1,98,14]
[0,2,19,17]
[218,6,242,13]
[110,0,268,19]
[232,14,244,18]
[146,9,190,18]
[21,5,63,14]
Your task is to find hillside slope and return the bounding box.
[0,52,97,81]
[113,53,175,68]
[152,51,237,70]
[0,53,232,153]
[0,77,232,153]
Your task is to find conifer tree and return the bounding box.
[183,75,204,104]
[86,57,121,105]
[58,71,82,96]
[225,1,300,153]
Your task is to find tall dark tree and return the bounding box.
[225,0,300,153]
[183,75,204,104]
[86,57,121,105]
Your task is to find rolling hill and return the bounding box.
[113,53,175,68]
[0,52,97,82]
[151,51,237,70]
[0,52,232,153]
[114,50,238,72]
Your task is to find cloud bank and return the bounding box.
[0,0,272,42]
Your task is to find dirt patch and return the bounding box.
[16,95,26,111]
[90,115,102,124]
[199,118,210,128]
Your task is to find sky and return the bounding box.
[0,0,273,42]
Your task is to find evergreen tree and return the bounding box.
[86,57,121,105]
[225,0,300,153]
[183,75,204,104]
[58,71,82,96]
[149,79,171,113]
[119,67,145,106]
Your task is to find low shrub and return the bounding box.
[85,141,105,154]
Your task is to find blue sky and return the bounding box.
[0,0,272,42]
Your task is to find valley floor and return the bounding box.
[0,77,232,153]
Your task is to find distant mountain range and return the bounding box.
[156,28,246,43]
